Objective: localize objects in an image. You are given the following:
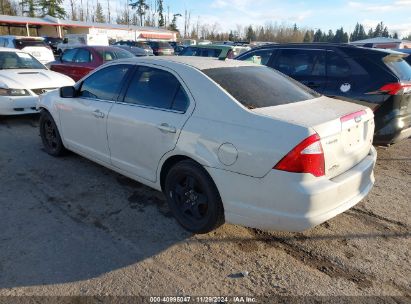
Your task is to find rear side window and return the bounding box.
[383,55,411,81]
[74,48,92,63]
[273,49,326,76]
[79,65,130,100]
[327,53,351,77]
[14,39,47,49]
[99,48,133,61]
[238,49,273,65]
[204,66,320,109]
[62,48,77,62]
[123,66,189,111]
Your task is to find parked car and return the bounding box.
[49,46,134,81]
[179,44,235,59]
[0,36,55,65]
[57,34,109,54]
[0,48,74,115]
[236,43,411,145]
[148,41,174,56]
[38,57,376,233]
[114,45,153,57]
[43,36,63,55]
[394,49,411,65]
[113,40,154,56]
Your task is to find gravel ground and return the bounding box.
[0,115,410,300]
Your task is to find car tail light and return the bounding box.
[369,82,411,95]
[274,134,325,177]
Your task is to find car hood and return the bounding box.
[0,69,74,89]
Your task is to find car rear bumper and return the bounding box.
[374,113,411,145]
[207,146,377,232]
[0,96,39,115]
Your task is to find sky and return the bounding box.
[111,0,411,37]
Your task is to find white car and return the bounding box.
[0,48,75,115]
[37,57,377,233]
[0,36,55,65]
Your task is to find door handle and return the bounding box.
[93,109,105,118]
[157,123,176,133]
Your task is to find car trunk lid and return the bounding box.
[252,96,375,179]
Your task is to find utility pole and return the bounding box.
[107,0,111,23]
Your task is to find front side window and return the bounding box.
[79,65,130,100]
[238,49,273,65]
[204,66,319,109]
[0,51,46,70]
[274,49,326,77]
[123,66,189,111]
[62,48,77,62]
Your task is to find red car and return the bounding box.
[50,46,133,81]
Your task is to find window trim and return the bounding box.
[118,63,191,114]
[77,64,134,103]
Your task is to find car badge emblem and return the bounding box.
[355,116,362,123]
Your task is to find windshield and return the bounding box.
[0,51,46,70]
[14,39,47,49]
[384,55,411,81]
[203,66,320,109]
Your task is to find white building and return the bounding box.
[0,14,177,42]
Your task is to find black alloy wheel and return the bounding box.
[165,160,224,233]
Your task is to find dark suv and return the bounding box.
[236,43,411,145]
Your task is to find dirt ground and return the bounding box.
[0,115,410,300]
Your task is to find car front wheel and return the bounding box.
[39,111,66,157]
[164,160,225,234]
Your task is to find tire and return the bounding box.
[39,111,66,157]
[164,160,225,234]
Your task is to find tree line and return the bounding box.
[0,0,410,42]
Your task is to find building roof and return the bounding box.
[0,14,174,34]
[351,37,411,44]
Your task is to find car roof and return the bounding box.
[188,44,233,50]
[116,56,257,70]
[0,48,28,53]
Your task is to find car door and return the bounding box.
[270,48,327,93]
[70,47,95,81]
[323,50,360,99]
[51,48,78,80]
[58,64,132,163]
[107,65,193,182]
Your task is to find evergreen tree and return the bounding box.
[313,29,323,42]
[129,0,149,26]
[303,31,312,42]
[168,13,181,32]
[157,0,164,27]
[393,32,399,39]
[95,1,105,23]
[246,25,256,42]
[38,0,65,18]
[19,0,36,17]
[326,29,334,42]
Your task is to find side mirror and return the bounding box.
[60,86,76,98]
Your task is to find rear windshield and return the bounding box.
[383,55,411,81]
[180,47,222,58]
[152,42,171,48]
[203,66,320,109]
[0,51,45,70]
[14,39,47,49]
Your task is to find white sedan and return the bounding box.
[0,48,74,115]
[37,57,377,233]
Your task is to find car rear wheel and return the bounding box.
[39,111,66,157]
[164,160,224,234]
